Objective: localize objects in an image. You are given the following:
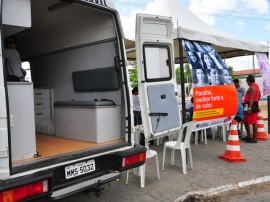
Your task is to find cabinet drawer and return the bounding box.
[34,98,50,109]
[34,89,50,99]
[35,108,50,119]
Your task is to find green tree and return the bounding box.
[184,64,192,96]
[176,64,192,96]
[227,65,238,79]
[131,64,193,89]
[176,66,181,84]
[184,63,191,82]
[176,64,192,84]
[129,67,138,88]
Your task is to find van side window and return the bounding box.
[22,61,31,82]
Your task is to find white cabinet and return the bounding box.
[3,0,31,37]
[7,82,36,161]
[3,0,31,27]
[34,88,55,134]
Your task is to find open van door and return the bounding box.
[135,14,180,140]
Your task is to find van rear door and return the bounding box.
[135,14,180,140]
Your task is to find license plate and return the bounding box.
[65,160,95,179]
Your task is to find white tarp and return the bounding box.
[125,2,268,61]
[173,1,268,56]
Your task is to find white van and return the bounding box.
[0,0,147,201]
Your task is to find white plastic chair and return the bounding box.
[126,130,160,188]
[194,129,207,145]
[156,137,162,145]
[161,121,196,174]
[212,124,229,141]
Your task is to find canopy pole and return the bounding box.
[267,42,270,134]
[178,38,186,124]
[267,95,270,134]
[252,54,255,76]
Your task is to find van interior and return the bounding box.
[2,0,127,170]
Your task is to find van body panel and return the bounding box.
[0,23,10,179]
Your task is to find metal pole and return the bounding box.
[178,38,186,124]
[267,42,270,134]
[268,96,270,134]
[187,76,189,98]
[252,54,255,76]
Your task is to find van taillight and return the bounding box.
[122,152,146,168]
[0,179,48,202]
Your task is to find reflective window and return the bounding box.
[143,45,172,82]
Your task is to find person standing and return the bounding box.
[132,87,154,145]
[234,101,244,137]
[132,87,142,126]
[242,74,261,143]
[234,101,244,123]
[188,97,194,121]
[4,36,26,81]
[185,97,194,121]
[233,78,246,105]
[186,97,193,111]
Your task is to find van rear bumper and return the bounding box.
[0,144,146,201]
[51,172,120,200]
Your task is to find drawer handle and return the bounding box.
[35,103,43,105]
[35,93,42,95]
[36,113,43,115]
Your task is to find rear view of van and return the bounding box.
[0,0,146,201]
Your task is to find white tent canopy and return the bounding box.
[125,2,268,61]
[172,2,268,63]
[173,3,267,53]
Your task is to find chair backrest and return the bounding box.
[175,121,196,147]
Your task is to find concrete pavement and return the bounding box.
[61,121,270,202]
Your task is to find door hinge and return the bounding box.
[114,56,124,72]
[10,113,15,128]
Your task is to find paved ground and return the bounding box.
[225,181,270,202]
[58,121,270,202]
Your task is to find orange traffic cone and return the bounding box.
[219,120,246,163]
[256,109,268,141]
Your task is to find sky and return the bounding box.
[112,0,270,71]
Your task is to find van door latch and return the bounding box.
[114,56,123,72]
